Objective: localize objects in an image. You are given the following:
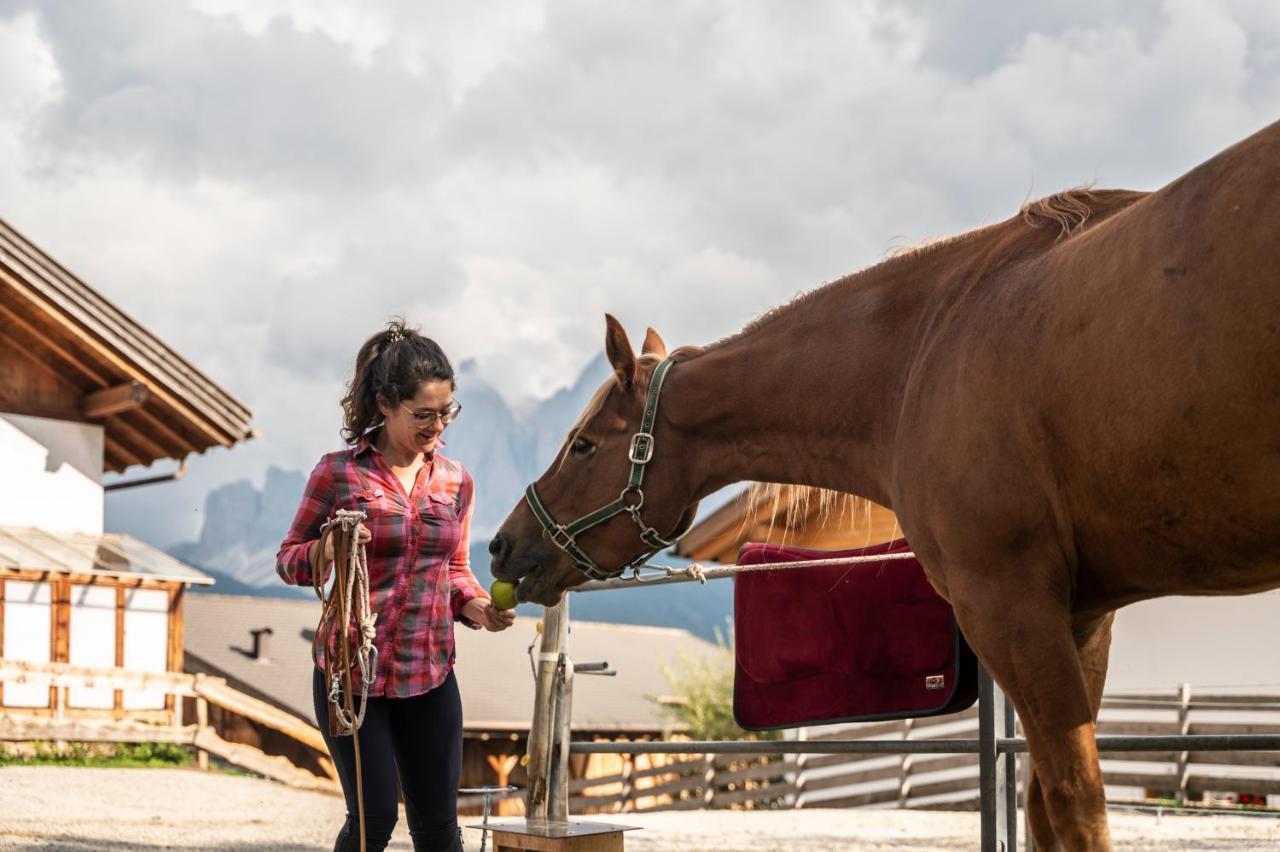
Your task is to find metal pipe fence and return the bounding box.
[541,558,1280,851]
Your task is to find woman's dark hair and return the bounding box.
[341,318,454,444]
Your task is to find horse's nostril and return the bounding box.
[488,533,510,560]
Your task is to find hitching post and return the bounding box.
[525,596,570,819]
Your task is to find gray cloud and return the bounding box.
[2,0,1279,543]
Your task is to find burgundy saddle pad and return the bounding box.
[733,539,978,730]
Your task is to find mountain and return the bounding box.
[169,355,734,640]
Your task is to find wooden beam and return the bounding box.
[103,433,145,470]
[167,585,184,718]
[114,586,125,715]
[0,269,237,448]
[129,406,197,456]
[0,294,111,387]
[83,381,149,419]
[109,411,186,461]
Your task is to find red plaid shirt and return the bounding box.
[276,431,488,698]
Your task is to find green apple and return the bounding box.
[489,580,518,611]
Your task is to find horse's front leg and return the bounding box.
[948,568,1113,851]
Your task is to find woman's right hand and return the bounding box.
[311,523,372,563]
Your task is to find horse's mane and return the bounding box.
[688,187,1148,358]
[681,189,1145,539]
[742,482,888,547]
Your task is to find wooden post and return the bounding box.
[1175,683,1192,805]
[792,726,810,808]
[898,717,914,806]
[615,754,634,814]
[548,657,575,820]
[525,598,569,819]
[701,753,716,808]
[196,696,209,771]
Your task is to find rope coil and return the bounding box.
[312,509,377,735]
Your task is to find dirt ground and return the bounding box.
[1,766,1278,851]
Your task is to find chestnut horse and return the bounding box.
[489,119,1280,849]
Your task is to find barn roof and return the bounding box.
[0,217,254,473]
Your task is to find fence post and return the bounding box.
[702,753,717,808]
[792,726,810,808]
[525,597,570,819]
[616,754,635,813]
[979,666,1016,852]
[1003,686,1019,846]
[196,696,209,771]
[898,718,914,807]
[1175,683,1192,805]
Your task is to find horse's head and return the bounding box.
[489,315,701,605]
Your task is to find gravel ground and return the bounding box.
[2,766,1278,851]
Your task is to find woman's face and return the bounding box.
[378,379,456,458]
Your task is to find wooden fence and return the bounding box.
[0,658,337,792]
[568,689,1280,813]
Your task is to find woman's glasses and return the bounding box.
[398,399,462,427]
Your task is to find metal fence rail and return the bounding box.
[536,564,1280,851]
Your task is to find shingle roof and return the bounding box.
[183,593,722,732]
[0,525,213,585]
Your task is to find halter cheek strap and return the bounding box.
[524,357,688,580]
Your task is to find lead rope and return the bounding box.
[312,509,377,852]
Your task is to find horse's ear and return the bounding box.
[641,327,667,358]
[604,314,637,390]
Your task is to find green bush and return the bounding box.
[0,741,193,768]
[659,621,780,742]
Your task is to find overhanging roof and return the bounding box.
[676,485,902,563]
[0,217,254,473]
[0,525,213,586]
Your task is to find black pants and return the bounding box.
[312,667,463,852]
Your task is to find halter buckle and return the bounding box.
[629,432,655,464]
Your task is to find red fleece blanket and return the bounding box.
[733,539,978,730]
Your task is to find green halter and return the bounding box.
[524,357,688,580]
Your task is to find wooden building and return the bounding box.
[0,216,254,722]
[184,594,723,811]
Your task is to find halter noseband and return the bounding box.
[524,357,689,580]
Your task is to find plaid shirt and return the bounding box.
[276,431,488,698]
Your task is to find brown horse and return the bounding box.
[489,119,1280,849]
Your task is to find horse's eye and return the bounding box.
[570,437,595,457]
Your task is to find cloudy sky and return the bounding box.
[2,0,1279,545]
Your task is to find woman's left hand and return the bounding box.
[461,598,516,632]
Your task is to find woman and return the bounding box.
[277,320,514,852]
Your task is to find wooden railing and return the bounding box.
[0,658,337,792]
[567,690,1280,813]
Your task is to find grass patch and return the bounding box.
[0,741,194,768]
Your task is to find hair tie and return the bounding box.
[388,329,404,344]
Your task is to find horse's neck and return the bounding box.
[670,251,953,508]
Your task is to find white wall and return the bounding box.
[0,413,104,535]
[1108,590,1280,691]
[2,580,51,708]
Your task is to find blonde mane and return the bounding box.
[743,482,894,548]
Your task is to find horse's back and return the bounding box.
[901,121,1280,607]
